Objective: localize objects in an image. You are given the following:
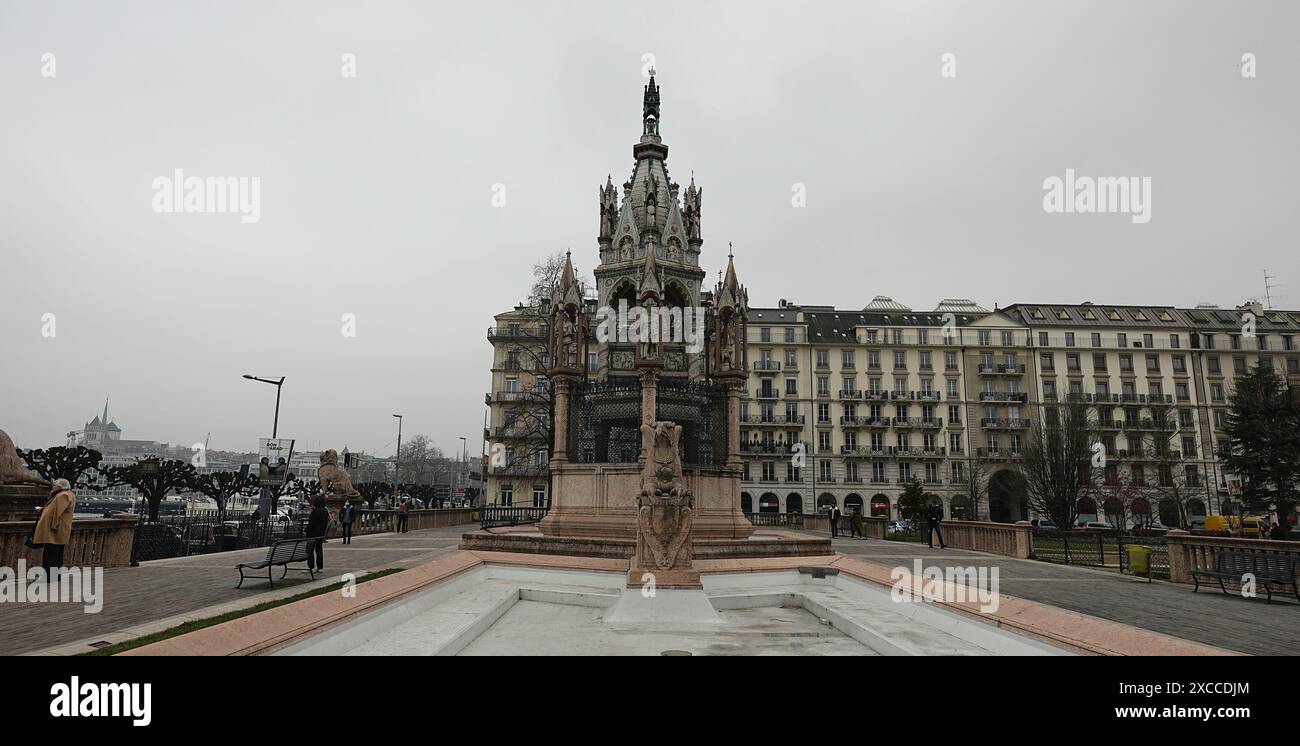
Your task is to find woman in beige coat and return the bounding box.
[33,478,77,571]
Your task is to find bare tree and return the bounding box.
[487,250,588,506]
[1021,399,1099,530]
[958,456,989,521]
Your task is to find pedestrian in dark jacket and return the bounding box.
[306,497,329,571]
[339,499,355,545]
[850,508,864,539]
[927,504,947,549]
[829,506,842,538]
[397,497,410,533]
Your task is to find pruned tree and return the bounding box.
[102,458,202,521]
[191,471,260,520]
[1220,364,1300,532]
[357,481,394,510]
[1021,399,1098,531]
[16,446,102,489]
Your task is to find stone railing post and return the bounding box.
[1165,530,1191,584]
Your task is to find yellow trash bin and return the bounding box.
[1127,545,1151,580]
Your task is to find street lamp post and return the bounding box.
[242,375,286,438]
[392,414,403,486]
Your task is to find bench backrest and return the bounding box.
[1254,553,1299,582]
[1213,550,1257,577]
[266,538,316,564]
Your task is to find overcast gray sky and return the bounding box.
[1,1,1296,456]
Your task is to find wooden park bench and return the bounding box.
[1191,549,1300,604]
[235,537,323,589]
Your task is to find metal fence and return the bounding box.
[1030,529,1170,579]
[129,512,307,564]
[480,505,549,530]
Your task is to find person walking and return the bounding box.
[397,497,410,533]
[31,479,77,578]
[926,503,947,549]
[850,508,864,539]
[829,505,841,539]
[305,497,329,572]
[339,499,356,545]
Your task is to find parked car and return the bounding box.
[1034,517,1058,530]
[1079,521,1115,530]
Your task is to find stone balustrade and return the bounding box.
[746,512,886,539]
[939,519,1033,559]
[0,517,139,568]
[1164,531,1300,584]
[351,508,475,536]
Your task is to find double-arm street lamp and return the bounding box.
[242,375,286,438]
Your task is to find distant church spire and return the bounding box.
[103,396,110,425]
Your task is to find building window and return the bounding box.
[760,327,771,342]
[816,349,829,368]
[978,330,991,346]
[784,327,796,343]
[842,350,855,369]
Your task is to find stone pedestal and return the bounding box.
[629,492,701,589]
[0,484,47,521]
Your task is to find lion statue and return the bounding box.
[317,449,359,497]
[0,429,51,487]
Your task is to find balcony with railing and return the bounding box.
[488,326,546,342]
[742,414,806,426]
[980,418,1030,429]
[838,389,862,400]
[976,447,1023,460]
[753,360,782,372]
[492,425,546,439]
[753,388,779,400]
[892,446,947,459]
[492,462,549,477]
[1122,418,1177,432]
[978,391,1029,403]
[492,390,548,403]
[978,363,1025,375]
[893,417,943,429]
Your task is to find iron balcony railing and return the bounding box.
[976,447,1024,460]
[978,391,1029,403]
[978,363,1024,375]
[893,417,943,428]
[753,360,781,371]
[480,505,548,530]
[980,418,1031,429]
[742,414,805,425]
[487,326,546,341]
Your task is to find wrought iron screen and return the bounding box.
[569,380,643,464]
[656,380,729,466]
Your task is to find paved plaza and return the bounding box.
[822,534,1299,657]
[6,522,1296,656]
[5,524,472,656]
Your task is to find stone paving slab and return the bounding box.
[3,525,473,656]
[814,534,1298,656]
